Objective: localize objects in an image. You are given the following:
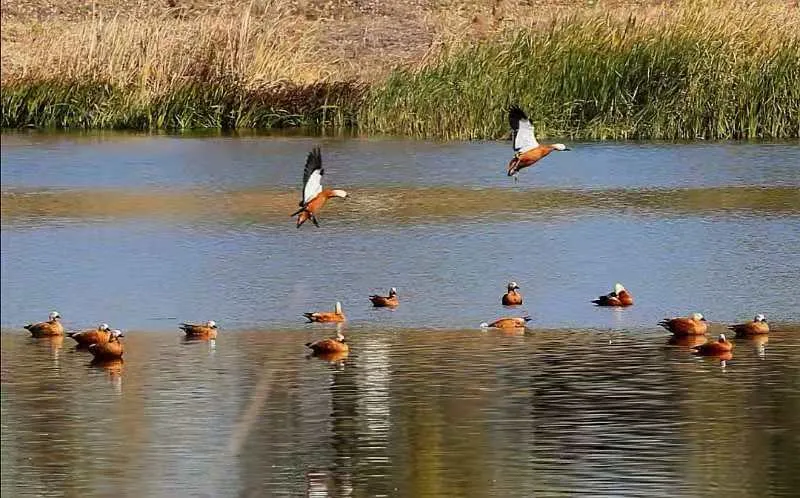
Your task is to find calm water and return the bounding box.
[1,132,799,496]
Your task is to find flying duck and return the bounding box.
[369,288,399,307]
[480,316,532,329]
[67,323,112,347]
[290,147,349,228]
[692,333,734,356]
[507,105,569,182]
[501,282,523,306]
[728,314,769,336]
[658,313,708,336]
[24,311,64,337]
[304,302,346,323]
[592,283,634,307]
[179,320,218,340]
[306,332,349,354]
[88,329,125,360]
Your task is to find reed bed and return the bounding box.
[2,1,798,137]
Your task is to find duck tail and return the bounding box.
[23,324,32,331]
[591,299,602,305]
[523,316,532,322]
[305,342,313,348]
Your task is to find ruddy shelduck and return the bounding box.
[88,329,124,360]
[501,282,523,306]
[67,323,112,347]
[306,332,349,354]
[304,302,346,323]
[24,311,64,337]
[480,316,532,329]
[728,314,769,336]
[369,288,399,307]
[290,147,349,228]
[592,283,634,307]
[658,313,708,336]
[692,333,734,356]
[507,105,569,182]
[179,320,218,340]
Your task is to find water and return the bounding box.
[2,131,799,496]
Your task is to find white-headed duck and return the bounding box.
[692,333,734,356]
[306,332,349,354]
[501,282,523,306]
[507,106,569,182]
[658,313,708,336]
[480,316,532,329]
[24,311,64,337]
[370,288,399,307]
[179,320,218,340]
[304,302,346,323]
[88,329,124,360]
[592,283,634,307]
[67,323,112,347]
[290,147,349,228]
[728,314,769,337]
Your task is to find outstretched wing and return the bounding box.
[300,147,324,206]
[509,105,539,153]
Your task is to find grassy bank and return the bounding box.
[2,1,799,138]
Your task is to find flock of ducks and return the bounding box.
[20,106,773,364]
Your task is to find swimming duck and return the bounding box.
[179,320,218,340]
[692,333,733,356]
[658,313,708,336]
[306,332,349,354]
[304,302,346,323]
[728,314,769,336]
[501,282,523,306]
[290,147,349,228]
[369,288,399,307]
[24,311,64,337]
[480,316,532,329]
[88,329,124,360]
[507,105,569,182]
[592,283,634,307]
[67,323,112,347]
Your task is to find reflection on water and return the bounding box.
[2,328,799,497]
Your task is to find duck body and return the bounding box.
[304,302,346,323]
[692,335,733,356]
[370,288,399,307]
[506,105,569,181]
[291,147,348,228]
[592,283,633,307]
[88,331,124,360]
[481,316,531,329]
[306,334,349,354]
[729,315,769,336]
[179,321,218,340]
[24,312,63,337]
[67,324,111,347]
[658,313,708,336]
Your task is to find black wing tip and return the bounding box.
[509,105,528,120]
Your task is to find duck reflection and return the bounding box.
[90,358,124,394]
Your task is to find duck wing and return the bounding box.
[301,147,324,206]
[509,105,539,153]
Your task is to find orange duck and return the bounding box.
[507,106,569,182]
[692,333,733,356]
[24,311,64,337]
[728,314,769,337]
[658,313,708,336]
[480,316,532,329]
[88,329,124,361]
[592,283,633,307]
[501,282,523,306]
[306,332,349,354]
[290,147,349,228]
[67,323,111,347]
[179,320,218,340]
[370,288,399,307]
[304,302,346,323]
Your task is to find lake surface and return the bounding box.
[1,131,799,496]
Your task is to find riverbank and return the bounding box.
[2,0,798,138]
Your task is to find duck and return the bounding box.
[728,314,769,336]
[88,329,124,360]
[67,323,112,347]
[592,283,634,307]
[304,302,346,323]
[480,316,532,329]
[692,333,734,356]
[507,105,569,182]
[290,147,349,228]
[24,311,64,337]
[501,282,523,306]
[306,332,349,354]
[369,288,399,307]
[658,313,708,336]
[179,320,218,340]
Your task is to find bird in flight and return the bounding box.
[507,105,570,182]
[291,147,349,228]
